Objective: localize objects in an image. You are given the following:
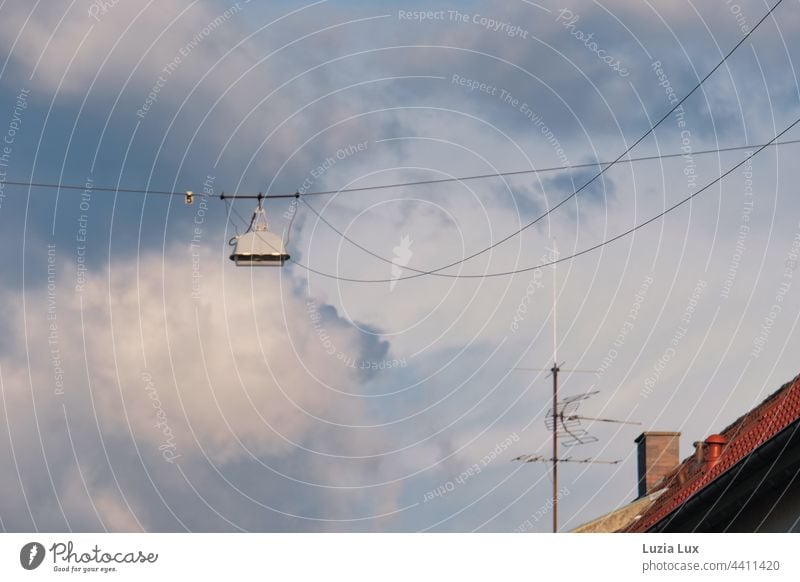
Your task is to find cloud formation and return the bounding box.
[1,0,800,533]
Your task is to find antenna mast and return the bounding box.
[512,240,640,532]
[551,239,558,534]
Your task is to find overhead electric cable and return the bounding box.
[288,114,800,282]
[300,138,800,278]
[1,180,187,196]
[228,0,785,280]
[229,139,800,199]
[3,138,798,201]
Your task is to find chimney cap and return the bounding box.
[704,433,727,445]
[635,431,681,443]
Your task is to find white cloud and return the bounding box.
[0,244,407,530]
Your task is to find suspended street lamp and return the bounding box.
[228,199,290,267]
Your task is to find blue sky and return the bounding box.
[1,0,799,532]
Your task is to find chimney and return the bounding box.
[635,431,680,498]
[703,434,727,470]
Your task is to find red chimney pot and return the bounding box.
[703,433,727,468]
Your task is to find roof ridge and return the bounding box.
[621,373,800,532]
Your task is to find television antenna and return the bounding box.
[511,240,639,533]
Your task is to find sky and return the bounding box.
[0,0,799,532]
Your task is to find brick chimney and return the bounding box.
[635,431,680,498]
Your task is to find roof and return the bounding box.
[572,490,664,533]
[622,373,800,532]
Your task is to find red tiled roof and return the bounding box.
[622,373,800,532]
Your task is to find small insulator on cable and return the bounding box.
[185,191,194,205]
